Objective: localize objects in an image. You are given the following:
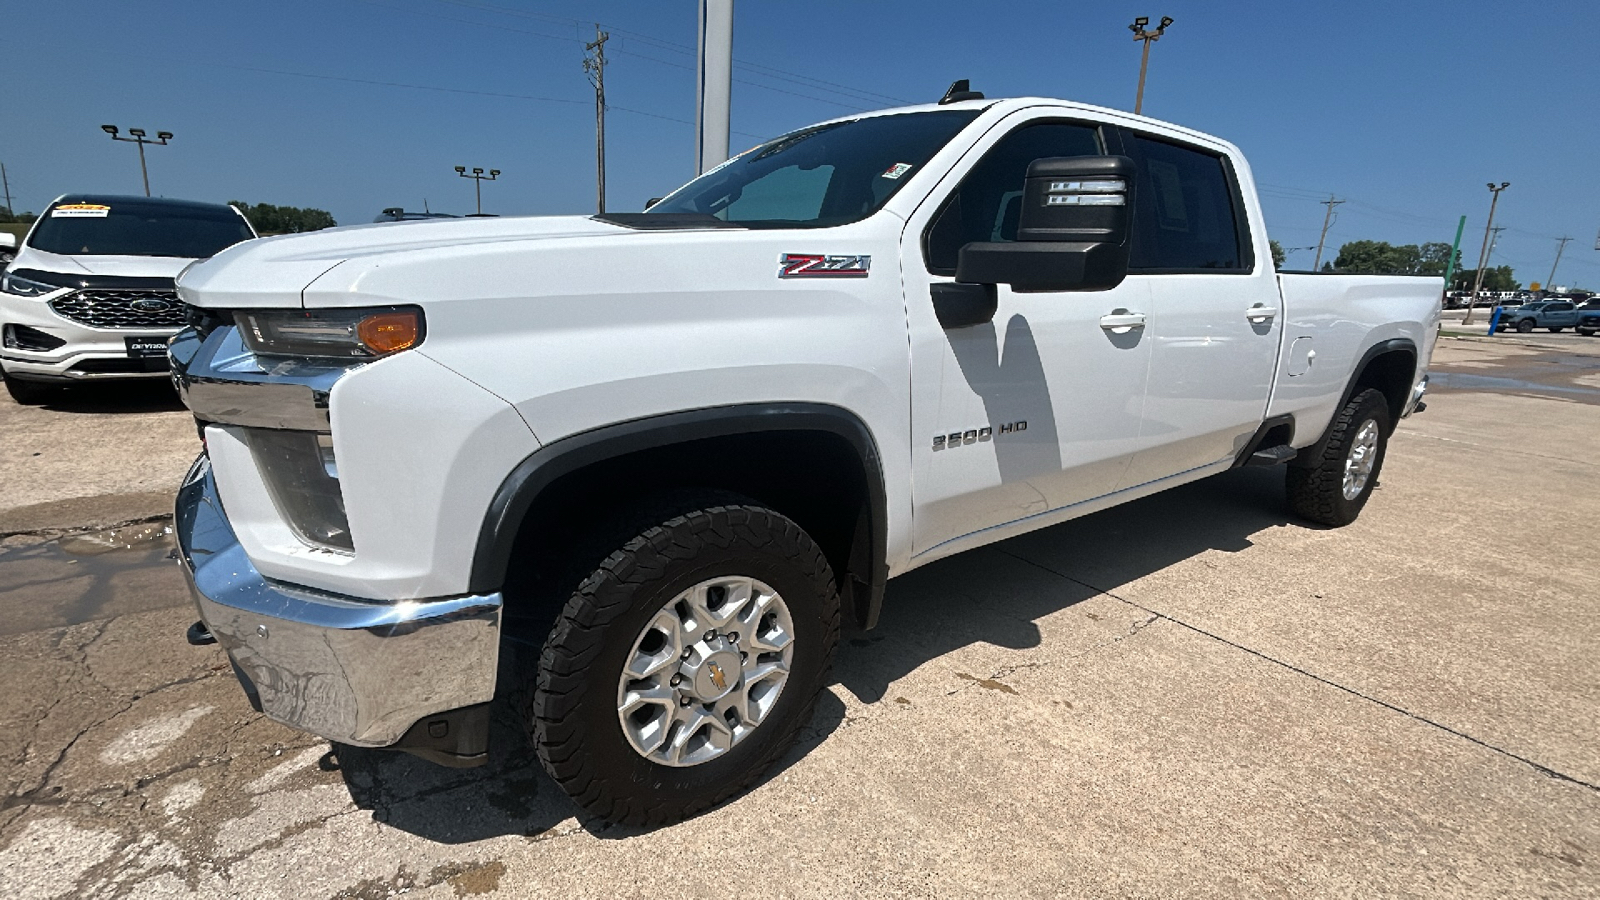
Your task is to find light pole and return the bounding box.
[1463,181,1509,326]
[1128,15,1173,115]
[455,166,500,216]
[101,126,172,197]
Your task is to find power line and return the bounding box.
[190,60,768,139]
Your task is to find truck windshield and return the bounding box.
[28,200,255,258]
[648,110,981,228]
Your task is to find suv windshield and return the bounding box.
[648,110,981,228]
[28,200,255,258]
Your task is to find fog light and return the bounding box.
[245,429,352,552]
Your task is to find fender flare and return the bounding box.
[1293,337,1416,466]
[468,402,890,627]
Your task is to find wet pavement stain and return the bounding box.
[0,521,187,636]
[954,672,1019,695]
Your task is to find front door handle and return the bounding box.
[1099,311,1147,334]
[1246,304,1278,323]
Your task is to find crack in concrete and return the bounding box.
[0,513,173,543]
[1002,550,1600,795]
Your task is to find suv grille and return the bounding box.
[50,290,185,329]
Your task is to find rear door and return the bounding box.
[1115,130,1283,487]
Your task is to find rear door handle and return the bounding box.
[1099,311,1147,333]
[1246,304,1278,322]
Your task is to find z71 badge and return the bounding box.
[778,253,871,278]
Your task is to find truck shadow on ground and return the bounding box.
[23,380,184,414]
[329,465,1297,843]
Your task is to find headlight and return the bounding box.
[0,272,60,298]
[234,306,424,359]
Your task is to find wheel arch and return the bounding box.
[470,402,889,630]
[1291,337,1415,467]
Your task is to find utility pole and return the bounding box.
[100,126,172,197]
[584,25,610,214]
[696,0,734,174]
[1463,181,1509,325]
[1546,236,1573,292]
[1,162,12,220]
[1439,215,1466,305]
[454,166,500,216]
[1311,195,1345,273]
[1128,16,1173,115]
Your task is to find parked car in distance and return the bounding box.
[1495,300,1581,333]
[0,194,257,403]
[1577,308,1600,337]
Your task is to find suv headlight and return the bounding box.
[234,307,424,359]
[1,271,60,298]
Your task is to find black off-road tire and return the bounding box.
[1516,318,1535,333]
[3,370,54,405]
[1286,388,1391,527]
[529,497,840,827]
[1578,328,1596,337]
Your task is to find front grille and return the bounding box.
[50,290,185,329]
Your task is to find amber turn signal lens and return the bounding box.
[357,312,421,354]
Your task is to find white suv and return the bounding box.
[0,194,256,403]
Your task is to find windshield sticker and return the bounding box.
[881,163,914,180]
[51,203,111,218]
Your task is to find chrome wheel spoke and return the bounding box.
[1342,419,1381,500]
[618,574,795,768]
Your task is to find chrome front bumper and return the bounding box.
[175,455,502,747]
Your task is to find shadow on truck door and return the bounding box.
[329,465,1295,841]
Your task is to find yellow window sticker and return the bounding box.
[52,204,112,218]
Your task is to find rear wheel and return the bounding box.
[528,496,840,826]
[1287,388,1390,527]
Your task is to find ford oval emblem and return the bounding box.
[131,297,173,312]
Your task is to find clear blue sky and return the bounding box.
[7,0,1598,287]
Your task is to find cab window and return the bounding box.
[923,121,1103,275]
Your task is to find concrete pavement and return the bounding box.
[0,337,1595,898]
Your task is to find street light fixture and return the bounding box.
[1462,181,1510,326]
[1128,15,1174,115]
[456,166,501,216]
[101,125,173,197]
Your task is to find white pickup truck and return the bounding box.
[172,92,1440,826]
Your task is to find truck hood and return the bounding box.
[12,247,196,281]
[177,215,633,309]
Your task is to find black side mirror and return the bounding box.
[954,155,1135,292]
[644,197,663,210]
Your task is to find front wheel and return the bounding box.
[1516,319,1535,333]
[1287,388,1391,527]
[528,498,840,826]
[1578,328,1597,337]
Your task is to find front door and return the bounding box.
[903,115,1154,561]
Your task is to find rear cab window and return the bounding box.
[1123,133,1253,273]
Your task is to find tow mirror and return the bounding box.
[954,155,1135,292]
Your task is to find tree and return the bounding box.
[0,205,37,224]
[1417,242,1460,277]
[1334,240,1419,275]
[1451,266,1520,293]
[228,202,336,234]
[1269,239,1286,269]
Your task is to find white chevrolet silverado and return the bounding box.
[172,93,1439,826]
